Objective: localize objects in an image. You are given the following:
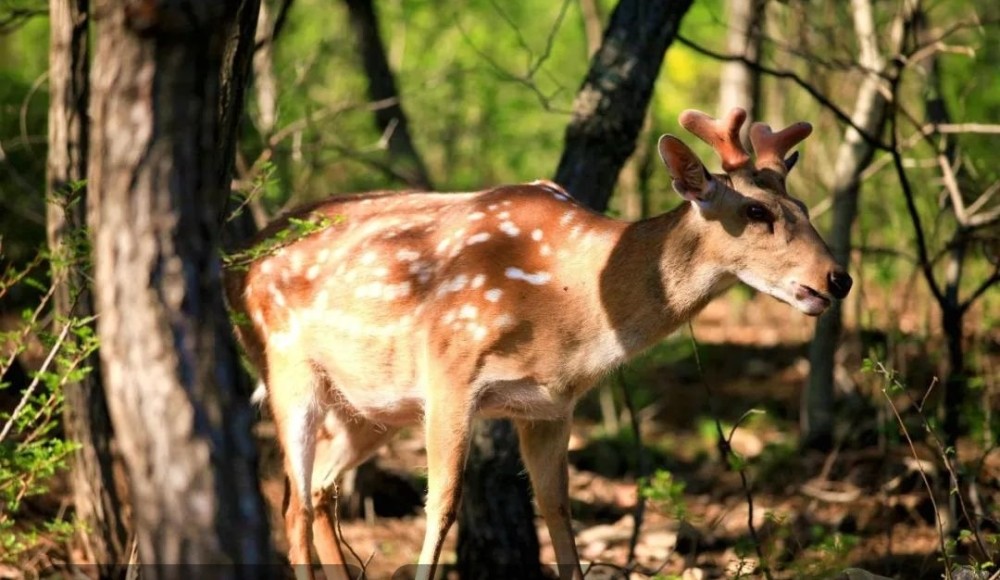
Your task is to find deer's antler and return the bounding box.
[679,107,751,172]
[749,121,813,175]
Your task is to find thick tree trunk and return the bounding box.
[803,0,896,450]
[47,0,130,570]
[553,0,694,211]
[457,420,544,580]
[87,0,272,573]
[343,0,433,190]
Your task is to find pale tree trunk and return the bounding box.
[719,0,763,141]
[87,0,273,573]
[801,0,905,450]
[47,0,130,571]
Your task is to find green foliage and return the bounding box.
[222,211,342,271]
[640,469,689,522]
[0,256,93,564]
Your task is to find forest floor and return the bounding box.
[6,293,999,579]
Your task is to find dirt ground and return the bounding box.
[5,292,999,579]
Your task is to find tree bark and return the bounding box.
[457,420,545,580]
[87,0,273,574]
[803,0,898,450]
[343,0,433,190]
[553,0,694,212]
[719,0,763,140]
[47,0,131,571]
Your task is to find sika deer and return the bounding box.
[224,108,851,580]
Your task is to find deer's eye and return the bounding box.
[745,203,773,223]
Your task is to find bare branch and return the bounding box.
[675,34,891,151]
[888,77,946,305]
[960,268,999,314]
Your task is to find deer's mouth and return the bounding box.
[793,284,831,316]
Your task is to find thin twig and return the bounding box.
[616,370,647,570]
[687,323,773,580]
[0,322,73,444]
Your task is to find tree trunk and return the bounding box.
[47,0,131,570]
[87,0,273,573]
[458,1,695,575]
[803,0,897,450]
[343,0,433,190]
[719,0,763,140]
[553,0,694,212]
[457,420,545,580]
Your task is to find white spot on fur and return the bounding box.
[436,238,450,254]
[540,244,552,257]
[471,274,486,289]
[437,274,469,296]
[355,282,384,299]
[560,212,575,226]
[466,232,491,246]
[488,204,499,211]
[472,325,488,341]
[485,288,502,302]
[531,229,543,241]
[495,313,516,329]
[383,281,411,300]
[505,267,551,285]
[497,211,510,219]
[360,251,377,265]
[268,283,286,307]
[317,249,330,263]
[306,265,320,280]
[260,260,273,274]
[396,248,421,262]
[468,212,486,221]
[499,221,520,237]
[459,304,478,319]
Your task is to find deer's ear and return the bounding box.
[658,135,716,203]
[784,151,800,173]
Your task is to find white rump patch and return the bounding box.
[505,267,551,285]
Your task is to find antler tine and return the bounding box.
[749,121,813,175]
[678,107,751,172]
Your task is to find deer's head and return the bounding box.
[657,107,851,316]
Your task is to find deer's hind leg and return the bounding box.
[310,406,400,578]
[267,355,321,579]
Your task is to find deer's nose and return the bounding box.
[828,269,853,300]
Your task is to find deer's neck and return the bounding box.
[598,203,736,358]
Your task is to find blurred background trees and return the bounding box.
[0,0,997,576]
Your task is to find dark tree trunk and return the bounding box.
[47,0,130,570]
[457,420,545,580]
[87,0,273,574]
[554,0,694,211]
[343,0,433,190]
[458,1,695,575]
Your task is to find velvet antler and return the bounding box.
[678,107,752,172]
[749,121,813,175]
